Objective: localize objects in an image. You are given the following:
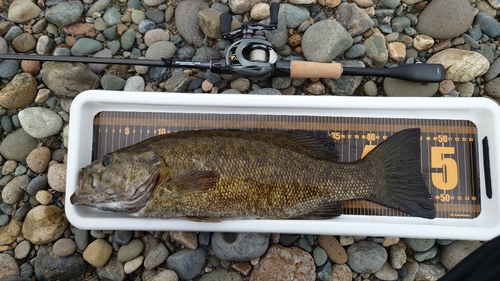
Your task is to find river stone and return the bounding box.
[144,243,169,270]
[279,3,310,29]
[40,62,100,97]
[212,233,269,261]
[71,38,103,56]
[322,60,364,96]
[0,253,19,278]
[302,20,353,63]
[52,238,76,257]
[427,49,490,82]
[0,220,22,246]
[174,0,208,48]
[47,164,66,192]
[2,175,30,205]
[45,1,83,27]
[0,129,37,161]
[249,245,315,281]
[415,0,474,39]
[22,205,68,244]
[12,33,36,52]
[329,264,352,281]
[18,107,63,138]
[347,241,387,274]
[200,268,243,281]
[97,257,126,281]
[7,0,42,23]
[144,41,177,60]
[485,78,500,101]
[334,3,373,37]
[474,12,500,38]
[317,235,348,264]
[364,32,388,67]
[34,245,86,281]
[229,0,266,14]
[83,239,113,267]
[415,263,446,281]
[118,239,144,262]
[166,248,206,280]
[0,73,38,109]
[441,240,482,270]
[198,8,240,39]
[384,78,439,97]
[0,60,19,79]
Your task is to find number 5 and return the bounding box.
[431,147,458,190]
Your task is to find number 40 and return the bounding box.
[431,147,458,190]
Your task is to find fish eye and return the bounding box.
[101,154,114,166]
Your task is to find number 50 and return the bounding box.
[431,147,458,190]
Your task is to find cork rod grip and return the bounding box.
[289,61,343,79]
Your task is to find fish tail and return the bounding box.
[364,128,436,219]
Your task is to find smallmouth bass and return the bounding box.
[71,128,436,221]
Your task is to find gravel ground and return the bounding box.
[0,0,499,280]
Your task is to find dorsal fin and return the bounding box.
[267,130,339,161]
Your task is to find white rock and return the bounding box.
[250,3,270,20]
[22,205,68,244]
[143,0,164,6]
[7,0,42,23]
[124,76,145,92]
[229,0,266,14]
[124,255,144,274]
[413,34,434,51]
[18,107,63,139]
[427,48,490,82]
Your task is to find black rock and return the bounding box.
[279,234,300,246]
[114,230,133,246]
[97,257,125,281]
[167,248,206,280]
[35,245,87,281]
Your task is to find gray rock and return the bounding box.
[322,60,364,96]
[102,7,122,26]
[391,16,411,33]
[4,26,23,42]
[364,32,388,67]
[86,0,111,16]
[120,29,136,51]
[124,76,145,92]
[74,229,89,251]
[313,247,328,266]
[14,203,31,221]
[416,0,475,39]
[211,233,269,261]
[138,20,156,34]
[345,44,366,59]
[26,175,48,195]
[414,245,439,262]
[279,3,309,29]
[146,9,164,23]
[389,244,406,269]
[45,1,83,27]
[200,268,243,281]
[71,38,103,56]
[0,214,9,227]
[347,241,387,274]
[441,240,482,270]
[485,78,500,101]
[229,0,266,14]
[1,115,14,133]
[271,77,291,89]
[14,240,31,260]
[18,107,63,138]
[203,71,221,84]
[19,263,33,279]
[90,230,106,239]
[381,0,401,8]
[0,60,20,78]
[40,62,100,97]
[97,257,125,281]
[166,248,206,280]
[2,175,29,204]
[103,27,117,40]
[383,77,439,97]
[175,0,208,48]
[474,12,500,38]
[302,20,353,63]
[316,260,332,281]
[248,88,281,95]
[298,238,312,252]
[114,231,133,246]
[101,74,126,90]
[34,245,86,281]
[334,3,373,37]
[164,71,190,92]
[117,239,144,262]
[199,232,211,246]
[0,253,19,277]
[0,129,37,161]
[0,275,31,281]
[144,243,169,270]
[192,46,223,62]
[484,58,500,82]
[263,13,287,50]
[405,238,435,252]
[0,37,7,53]
[145,41,177,60]
[415,263,446,281]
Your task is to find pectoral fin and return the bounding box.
[291,201,342,219]
[169,170,219,198]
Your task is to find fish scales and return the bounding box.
[71,129,436,220]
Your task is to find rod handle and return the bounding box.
[289,61,343,79]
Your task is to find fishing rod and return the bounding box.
[0,3,445,83]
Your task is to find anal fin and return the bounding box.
[291,201,342,220]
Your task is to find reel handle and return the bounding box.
[220,12,233,35]
[270,2,279,26]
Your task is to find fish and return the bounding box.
[70,128,436,221]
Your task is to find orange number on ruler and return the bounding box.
[431,147,458,190]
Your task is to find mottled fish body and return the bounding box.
[71,129,435,221]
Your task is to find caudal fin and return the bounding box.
[364,128,435,219]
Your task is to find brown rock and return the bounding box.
[250,245,315,281]
[53,238,77,257]
[0,220,22,246]
[0,253,19,278]
[22,205,68,244]
[439,80,455,95]
[64,23,97,37]
[232,262,252,276]
[20,59,41,76]
[0,73,38,109]
[431,39,452,53]
[7,0,42,23]
[12,33,36,52]
[287,34,301,47]
[170,231,197,250]
[47,163,67,192]
[427,48,490,82]
[83,239,113,267]
[318,0,341,8]
[387,42,406,61]
[413,34,434,51]
[27,147,51,173]
[317,235,348,264]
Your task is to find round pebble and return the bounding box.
[0,253,19,278]
[52,238,77,257]
[124,255,144,274]
[144,243,169,270]
[83,239,113,267]
[35,190,52,205]
[117,239,144,262]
